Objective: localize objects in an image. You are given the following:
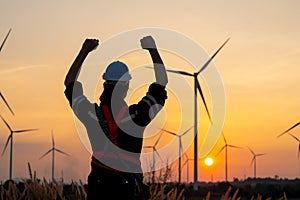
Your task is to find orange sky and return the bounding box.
[0,1,300,183]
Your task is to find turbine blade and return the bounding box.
[39,149,53,159]
[250,157,255,166]
[181,126,193,136]
[183,152,189,160]
[197,38,230,74]
[228,144,242,149]
[222,132,227,144]
[146,66,194,76]
[161,129,177,136]
[256,153,266,157]
[196,78,212,123]
[51,130,55,147]
[154,133,163,146]
[1,134,12,156]
[14,129,38,133]
[0,114,12,131]
[165,69,194,77]
[182,159,188,167]
[288,132,300,142]
[55,148,70,156]
[215,146,226,157]
[277,122,300,138]
[153,147,163,161]
[0,28,12,52]
[0,92,14,115]
[247,146,255,155]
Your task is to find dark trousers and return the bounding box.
[87,169,148,200]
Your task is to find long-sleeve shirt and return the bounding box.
[64,81,167,174]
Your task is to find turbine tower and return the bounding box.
[144,133,163,184]
[39,130,70,181]
[0,28,14,116]
[165,38,230,190]
[161,126,192,184]
[247,147,266,178]
[215,132,241,182]
[0,115,38,180]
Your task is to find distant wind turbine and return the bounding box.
[0,28,12,52]
[247,147,266,178]
[0,115,38,180]
[144,133,163,184]
[0,28,14,116]
[182,153,194,183]
[161,126,192,184]
[277,122,300,138]
[286,132,300,159]
[165,38,230,190]
[215,132,242,182]
[39,131,70,181]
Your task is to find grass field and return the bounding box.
[1,179,292,200]
[0,163,294,199]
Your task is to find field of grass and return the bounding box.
[0,163,293,199]
[1,179,292,200]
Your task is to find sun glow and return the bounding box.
[204,157,214,166]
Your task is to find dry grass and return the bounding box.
[149,184,185,200]
[70,179,87,199]
[0,181,289,200]
[0,163,67,200]
[0,163,289,200]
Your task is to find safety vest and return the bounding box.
[92,104,140,171]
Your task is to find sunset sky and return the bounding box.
[1,1,300,183]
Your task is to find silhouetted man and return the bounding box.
[64,35,168,199]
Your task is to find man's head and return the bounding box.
[102,61,132,82]
[101,61,131,101]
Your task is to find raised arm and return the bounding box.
[64,38,99,86]
[140,36,168,87]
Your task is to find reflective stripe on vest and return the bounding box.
[92,151,141,168]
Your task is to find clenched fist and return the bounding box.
[82,38,99,53]
[140,36,157,50]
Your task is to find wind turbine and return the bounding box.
[165,38,230,190]
[247,147,266,178]
[144,133,163,184]
[286,132,300,159]
[39,130,70,181]
[215,132,242,182]
[182,153,194,183]
[161,126,192,184]
[0,115,38,180]
[277,122,300,138]
[0,28,14,116]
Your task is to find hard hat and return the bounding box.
[102,61,132,81]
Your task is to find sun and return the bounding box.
[204,157,214,166]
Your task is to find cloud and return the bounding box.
[0,65,48,75]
